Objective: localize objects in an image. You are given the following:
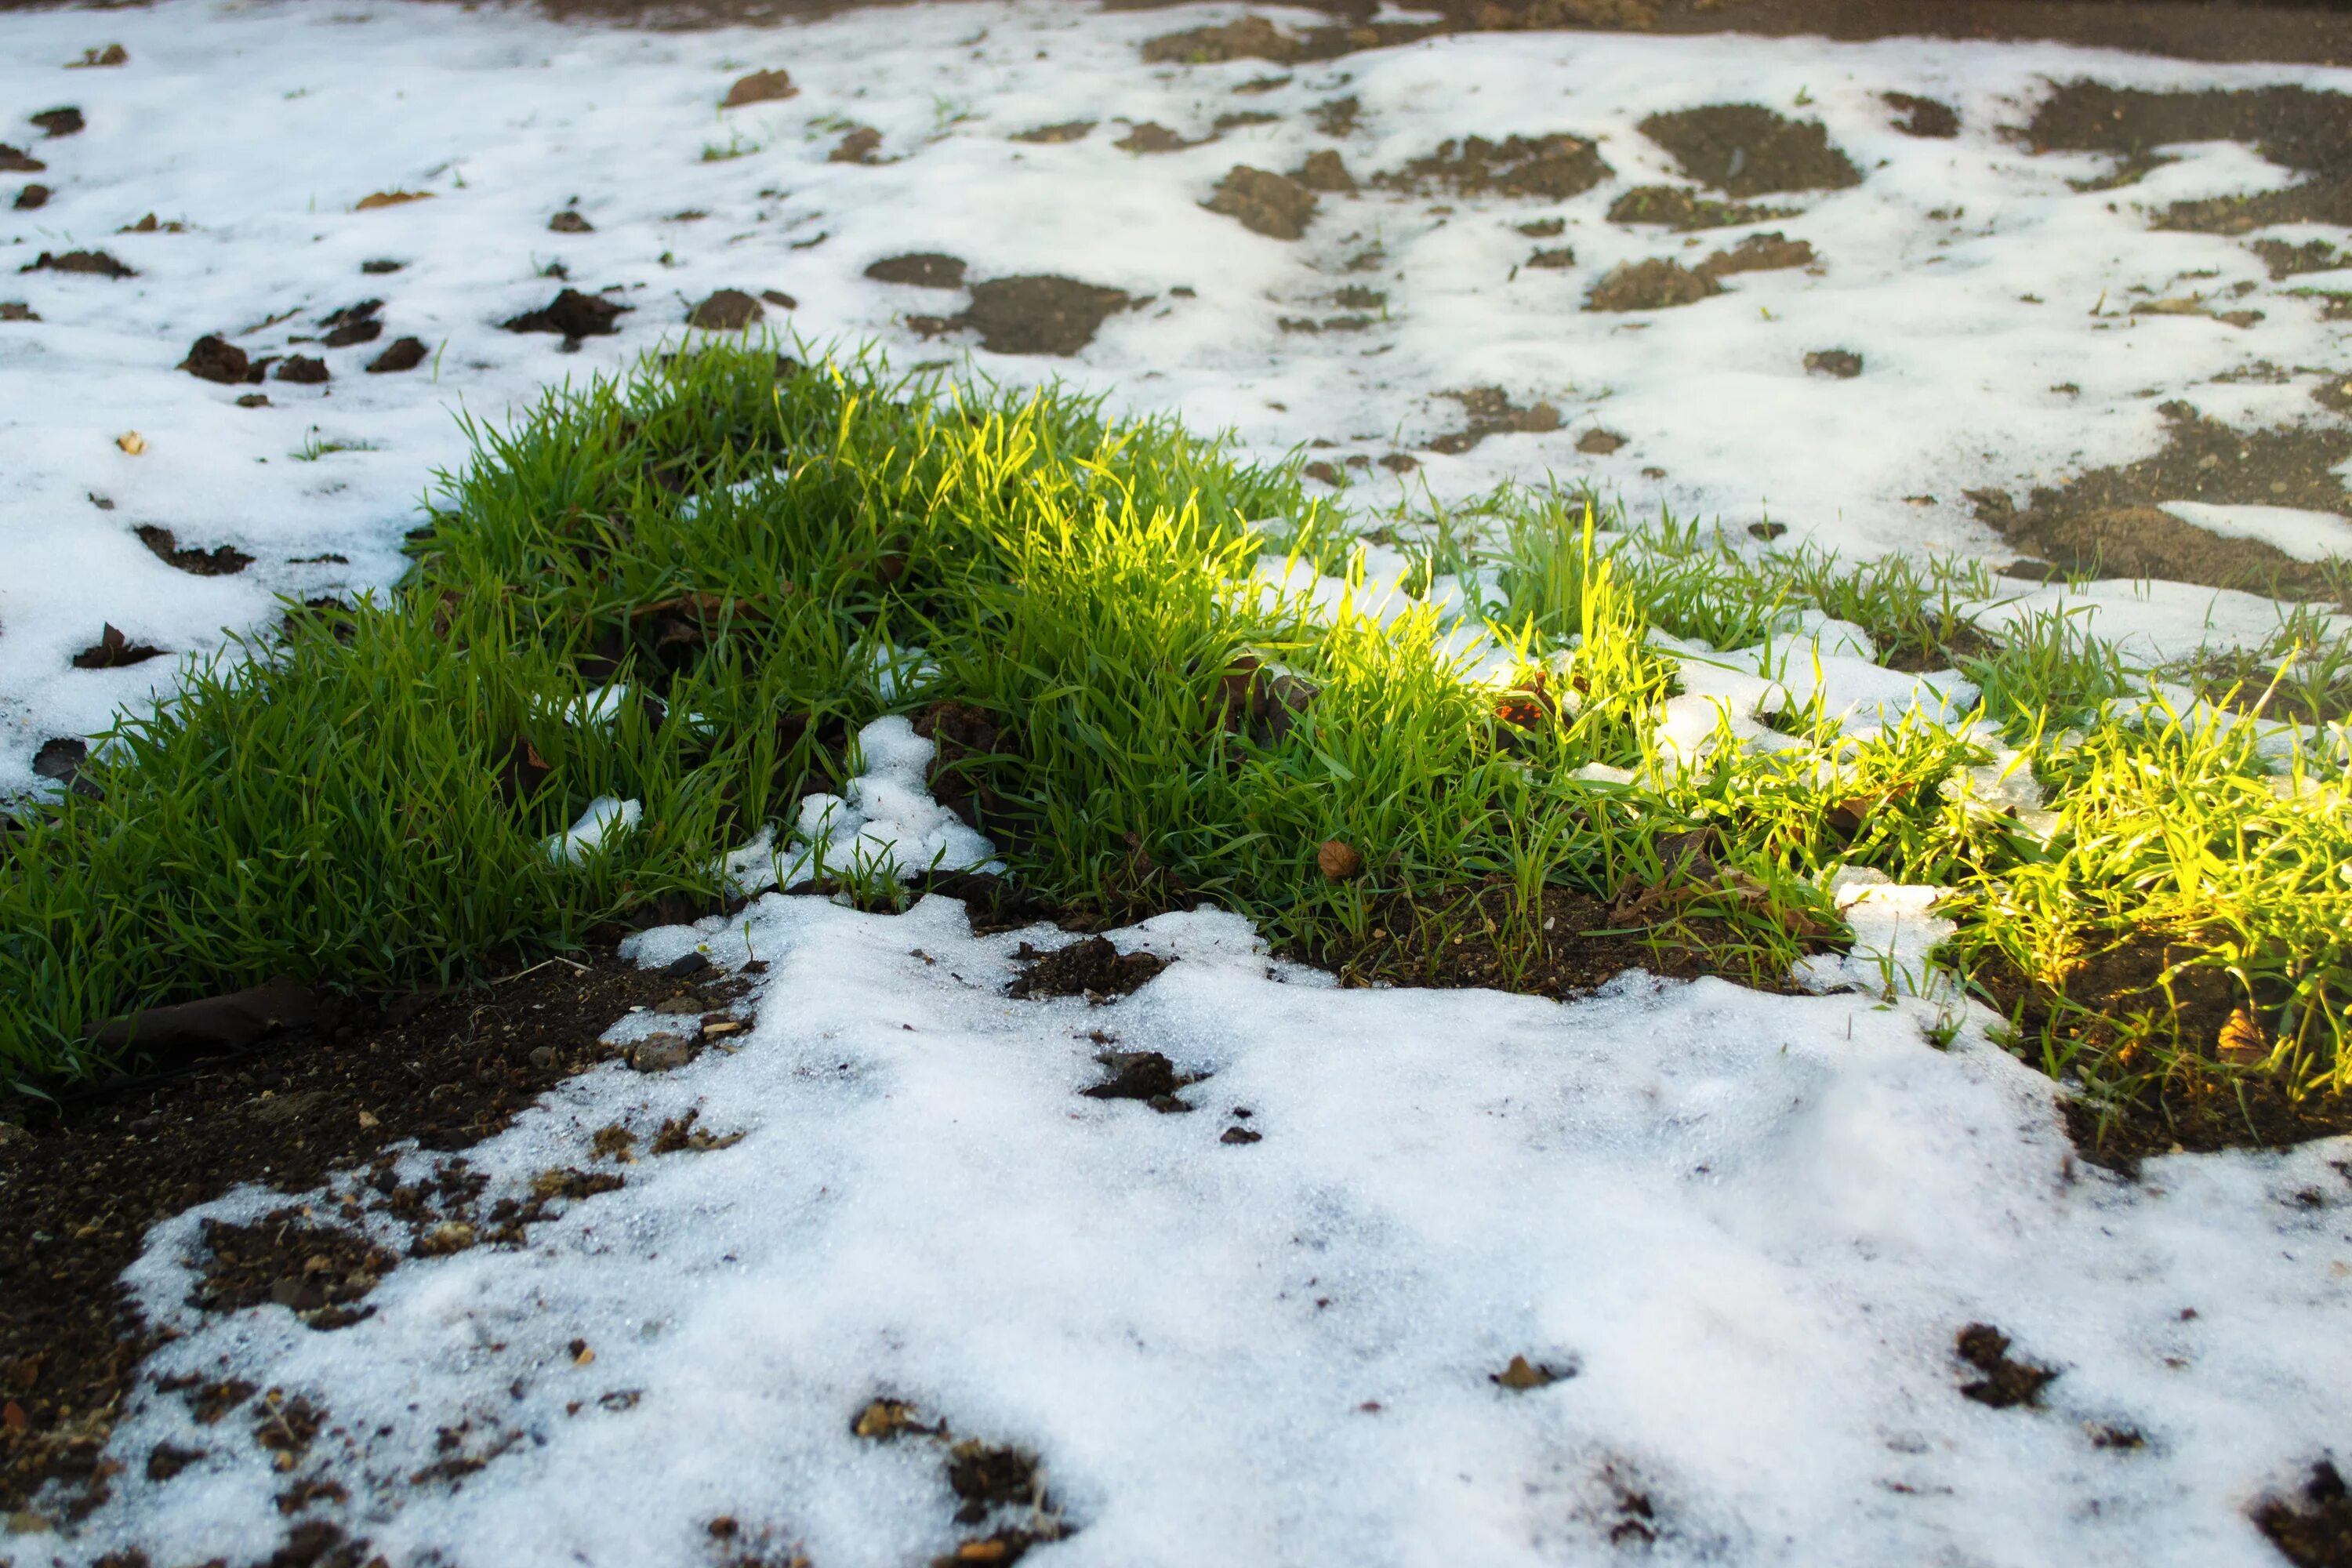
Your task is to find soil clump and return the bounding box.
[1204,165,1317,239]
[1965,401,2349,595]
[1639,104,1860,195]
[2025,82,2352,231]
[1377,132,1610,201]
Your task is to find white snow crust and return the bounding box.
[62,890,2352,1566]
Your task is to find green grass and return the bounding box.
[3,342,2347,1153]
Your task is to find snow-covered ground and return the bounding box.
[5,0,2352,791]
[6,5,2352,1560]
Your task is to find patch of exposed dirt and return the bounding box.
[500,288,630,344]
[2256,1461,2352,1568]
[192,1210,399,1330]
[136,524,253,577]
[828,125,883,164]
[720,67,796,107]
[1203,164,1317,239]
[1011,120,1094,143]
[866,252,968,289]
[1139,14,1439,66]
[180,334,270,386]
[1007,936,1171,1001]
[1965,401,2350,595]
[1577,428,1625,455]
[0,949,699,1526]
[1954,1323,2058,1408]
[1292,148,1355,193]
[1114,122,1199,154]
[1310,95,1359,137]
[2253,238,2341,278]
[912,275,1136,356]
[1971,926,2352,1167]
[20,249,133,279]
[1693,230,1815,278]
[2025,82,2352,232]
[2315,373,2352,418]
[1584,256,1721,311]
[1884,91,1959,138]
[1638,104,1861,196]
[687,289,763,330]
[71,623,165,670]
[1376,132,1611,201]
[368,337,426,375]
[1304,877,1811,1000]
[1523,245,1575,270]
[1604,185,1797,229]
[1803,348,1862,378]
[1428,386,1561,454]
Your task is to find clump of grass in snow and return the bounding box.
[2,343,2346,1154]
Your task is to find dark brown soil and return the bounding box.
[1012,120,1094,143]
[276,355,330,386]
[1884,91,1960,137]
[1114,122,1198,153]
[1139,14,1440,65]
[866,252,968,289]
[30,107,84,137]
[12,183,45,209]
[180,335,269,386]
[1007,935,1171,1000]
[192,1210,399,1330]
[1377,132,1611,201]
[1954,1322,2059,1408]
[367,337,426,374]
[71,623,165,670]
[1524,246,1576,269]
[0,300,40,321]
[1577,428,1626,454]
[2254,238,2343,278]
[1694,231,1816,278]
[501,288,630,343]
[1204,165,1317,239]
[2256,1461,2352,1568]
[1971,926,2352,1167]
[1804,349,1863,378]
[720,67,797,107]
[136,524,254,577]
[688,289,764,330]
[2024,81,2352,230]
[0,949,699,1526]
[916,275,1136,356]
[1304,880,1808,1000]
[1965,401,2350,594]
[828,125,883,164]
[1428,386,1561,454]
[1606,186,1798,230]
[0,143,42,173]
[1638,104,1862,196]
[1293,148,1356,193]
[1585,257,1722,311]
[20,249,133,279]
[549,209,594,233]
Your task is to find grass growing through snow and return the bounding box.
[2,343,2346,1155]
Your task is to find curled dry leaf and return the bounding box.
[115,430,146,455]
[354,190,433,212]
[1317,839,1363,881]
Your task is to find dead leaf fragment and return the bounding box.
[851,1396,938,1440]
[2217,1007,2270,1066]
[354,190,433,212]
[115,430,146,455]
[1316,839,1364,881]
[1491,1354,1568,1390]
[67,44,129,67]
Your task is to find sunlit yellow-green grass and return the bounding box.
[2,343,2344,1154]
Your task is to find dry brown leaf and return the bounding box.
[354,190,433,212]
[115,430,145,455]
[2216,1007,2270,1066]
[1317,839,1364,881]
